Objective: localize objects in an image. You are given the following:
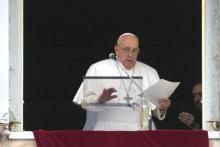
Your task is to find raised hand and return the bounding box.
[98,88,117,103]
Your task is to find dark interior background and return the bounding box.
[23,0,201,130]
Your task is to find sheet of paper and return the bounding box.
[139,79,180,106]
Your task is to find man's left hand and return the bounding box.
[158,97,171,111]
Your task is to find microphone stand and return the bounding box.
[112,57,153,130]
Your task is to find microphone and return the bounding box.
[109,52,152,130]
[109,53,145,101]
[109,53,117,60]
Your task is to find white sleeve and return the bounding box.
[73,64,99,108]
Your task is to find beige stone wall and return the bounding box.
[1,138,220,147]
[209,139,220,147]
[1,131,219,147]
[203,0,220,130]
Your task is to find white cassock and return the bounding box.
[73,59,166,131]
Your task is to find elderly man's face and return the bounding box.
[114,36,139,70]
[192,83,202,110]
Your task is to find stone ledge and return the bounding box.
[8,131,220,140]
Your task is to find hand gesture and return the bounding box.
[98,88,117,103]
[178,112,195,127]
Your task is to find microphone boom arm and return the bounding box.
[116,59,150,103]
[115,57,152,130]
[112,56,152,130]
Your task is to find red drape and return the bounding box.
[33,130,209,147]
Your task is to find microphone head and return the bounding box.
[109,53,117,60]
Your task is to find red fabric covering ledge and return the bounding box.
[33,130,209,147]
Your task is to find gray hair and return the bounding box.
[117,32,139,45]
